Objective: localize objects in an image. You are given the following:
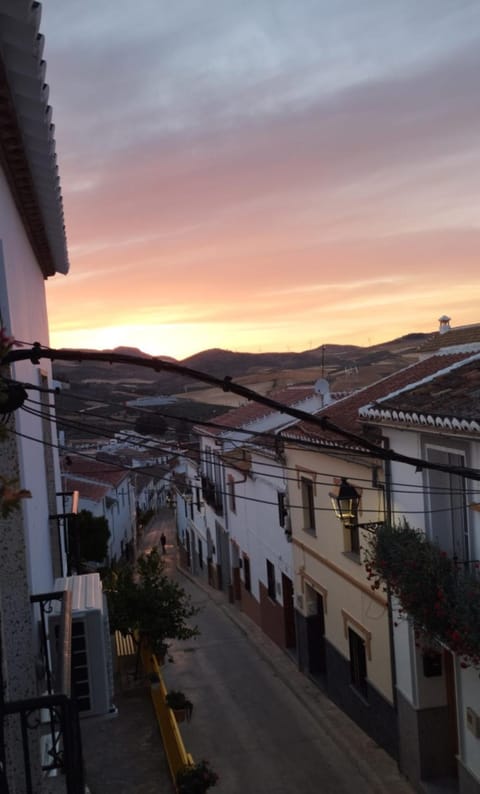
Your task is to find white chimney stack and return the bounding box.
[438,315,451,334]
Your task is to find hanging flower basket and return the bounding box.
[364,522,480,668]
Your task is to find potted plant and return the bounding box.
[148,671,160,688]
[166,689,193,722]
[176,759,218,793]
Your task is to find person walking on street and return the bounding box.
[160,532,167,554]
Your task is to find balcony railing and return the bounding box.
[2,693,84,794]
[0,590,85,793]
[201,476,223,516]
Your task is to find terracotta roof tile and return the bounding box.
[360,355,480,429]
[61,456,128,488]
[282,352,472,445]
[62,476,109,503]
[200,386,317,435]
[419,324,480,352]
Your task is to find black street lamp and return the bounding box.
[329,478,361,526]
[329,478,383,534]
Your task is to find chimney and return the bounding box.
[438,315,451,334]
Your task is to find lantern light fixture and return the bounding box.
[329,478,383,534]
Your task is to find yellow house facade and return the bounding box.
[283,439,396,754]
[280,350,472,759]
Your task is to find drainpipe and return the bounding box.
[382,437,398,715]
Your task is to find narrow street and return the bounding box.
[142,511,413,794]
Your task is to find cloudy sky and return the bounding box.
[42,0,480,359]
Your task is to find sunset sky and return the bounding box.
[42,0,480,360]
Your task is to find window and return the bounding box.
[195,487,201,511]
[425,446,469,560]
[266,559,276,601]
[277,492,286,527]
[301,477,316,532]
[349,628,367,699]
[198,538,203,569]
[227,475,236,513]
[347,521,360,556]
[243,555,251,592]
[205,447,213,480]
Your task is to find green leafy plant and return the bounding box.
[105,547,199,656]
[364,521,480,668]
[176,759,218,793]
[69,509,110,570]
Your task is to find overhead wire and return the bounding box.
[21,379,480,498]
[6,422,472,519]
[13,404,478,518]
[20,397,480,500]
[4,344,480,481]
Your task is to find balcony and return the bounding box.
[0,590,85,793]
[201,476,223,516]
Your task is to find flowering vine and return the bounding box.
[364,521,480,668]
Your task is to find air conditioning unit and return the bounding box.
[48,573,115,719]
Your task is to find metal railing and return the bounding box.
[3,693,84,794]
[201,477,223,516]
[0,590,85,793]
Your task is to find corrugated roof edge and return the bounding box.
[0,1,69,276]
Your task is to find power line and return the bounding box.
[7,418,474,521]
[5,344,480,481]
[20,399,480,500]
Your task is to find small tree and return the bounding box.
[105,547,199,655]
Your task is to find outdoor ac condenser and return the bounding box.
[49,573,115,718]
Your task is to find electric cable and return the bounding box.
[20,399,480,501]
[4,344,480,480]
[6,419,474,521]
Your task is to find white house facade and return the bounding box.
[178,385,328,650]
[0,4,90,791]
[61,456,136,564]
[359,352,480,794]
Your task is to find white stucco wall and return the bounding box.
[383,423,480,781]
[456,663,480,782]
[1,165,61,596]
[226,450,293,603]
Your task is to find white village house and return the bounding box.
[0,6,113,791]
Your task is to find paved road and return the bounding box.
[166,590,374,793]
[145,512,413,794]
[81,512,412,793]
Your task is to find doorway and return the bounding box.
[306,592,326,678]
[282,573,296,650]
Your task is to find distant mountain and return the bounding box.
[52,333,429,396]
